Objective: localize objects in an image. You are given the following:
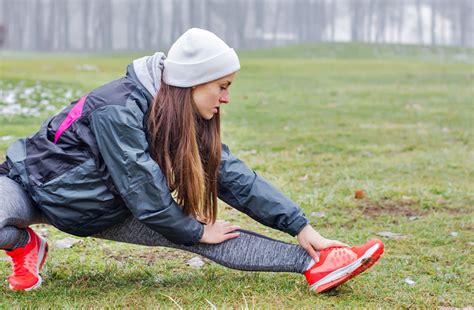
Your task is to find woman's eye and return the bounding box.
[220,86,226,91]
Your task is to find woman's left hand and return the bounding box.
[296,224,349,262]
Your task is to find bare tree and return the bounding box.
[56,0,70,51]
[459,0,472,46]
[254,0,265,47]
[375,1,387,43]
[349,0,363,42]
[170,0,185,44]
[396,3,404,43]
[416,0,424,44]
[430,0,437,46]
[2,0,473,52]
[365,0,376,42]
[102,0,113,51]
[271,0,281,45]
[156,0,165,48]
[315,0,327,42]
[329,0,336,41]
[127,1,140,50]
[82,0,91,51]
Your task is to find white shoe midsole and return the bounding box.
[311,243,380,290]
[36,237,47,274]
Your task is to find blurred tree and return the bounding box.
[416,0,424,44]
[430,0,437,45]
[1,0,472,51]
[127,0,140,50]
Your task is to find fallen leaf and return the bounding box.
[377,231,407,239]
[186,256,205,268]
[355,190,365,199]
[55,237,82,249]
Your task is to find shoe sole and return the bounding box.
[310,242,383,293]
[9,235,48,291]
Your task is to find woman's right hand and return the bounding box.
[296,224,348,262]
[199,220,241,244]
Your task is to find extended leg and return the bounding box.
[93,216,313,273]
[0,176,312,274]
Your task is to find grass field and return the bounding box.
[1,43,473,308]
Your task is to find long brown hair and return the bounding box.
[147,81,221,224]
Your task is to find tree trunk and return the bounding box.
[416,0,423,44]
[431,0,436,46]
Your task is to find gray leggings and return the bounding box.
[0,176,312,273]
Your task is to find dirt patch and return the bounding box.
[357,198,423,218]
[440,206,470,215]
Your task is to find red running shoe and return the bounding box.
[304,239,384,293]
[5,227,48,291]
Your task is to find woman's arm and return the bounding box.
[217,144,346,260]
[296,224,348,261]
[217,144,308,236]
[90,104,204,246]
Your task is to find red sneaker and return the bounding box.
[5,227,48,291]
[304,239,384,293]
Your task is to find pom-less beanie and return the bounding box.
[163,28,241,87]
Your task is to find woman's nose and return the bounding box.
[220,92,230,104]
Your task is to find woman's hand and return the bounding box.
[199,220,241,244]
[296,224,348,262]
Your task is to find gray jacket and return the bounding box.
[5,64,309,246]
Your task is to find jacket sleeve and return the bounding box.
[89,104,204,246]
[218,144,309,236]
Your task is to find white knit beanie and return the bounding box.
[163,28,240,87]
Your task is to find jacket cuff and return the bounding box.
[286,216,310,237]
[182,222,205,246]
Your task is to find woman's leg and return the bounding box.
[0,176,45,250]
[93,216,313,274]
[0,175,312,273]
[1,176,50,290]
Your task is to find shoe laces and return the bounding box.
[329,247,355,266]
[11,250,38,277]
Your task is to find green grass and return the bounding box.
[1,43,473,308]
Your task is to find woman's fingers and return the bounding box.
[223,232,240,241]
[304,245,319,263]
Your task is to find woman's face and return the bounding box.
[192,73,236,120]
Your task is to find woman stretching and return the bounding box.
[0,28,383,293]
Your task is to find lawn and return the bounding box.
[0,43,473,308]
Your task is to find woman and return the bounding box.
[0,28,383,293]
